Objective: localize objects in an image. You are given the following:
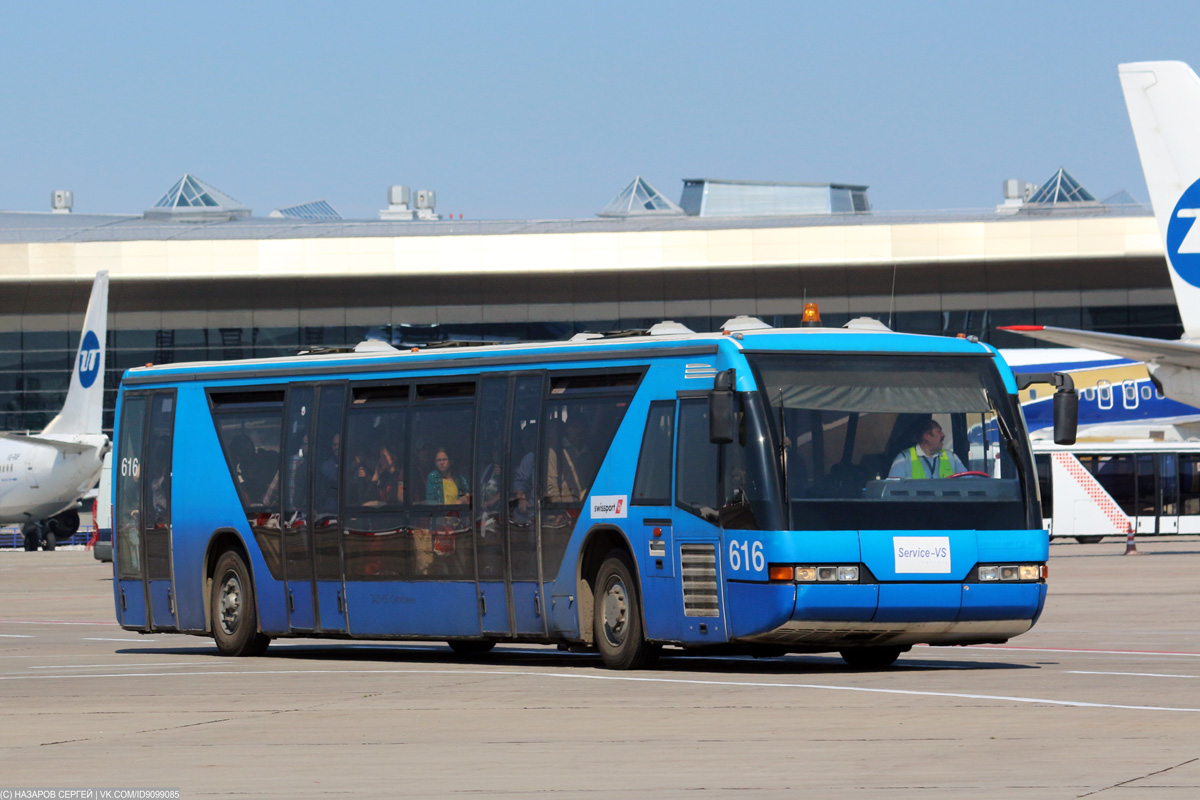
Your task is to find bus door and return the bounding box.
[281,384,349,633]
[630,400,680,643]
[312,384,348,631]
[114,390,178,631]
[672,397,728,644]
[1135,453,1157,536]
[475,376,513,636]
[510,375,546,636]
[1158,452,1180,534]
[471,373,545,638]
[281,387,317,631]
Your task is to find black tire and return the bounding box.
[839,646,905,669]
[1074,536,1104,544]
[211,550,270,657]
[43,531,56,551]
[593,550,659,670]
[22,525,39,551]
[448,640,496,658]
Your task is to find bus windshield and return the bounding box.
[748,353,1034,532]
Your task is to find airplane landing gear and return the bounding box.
[21,512,75,551]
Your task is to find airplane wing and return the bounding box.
[998,326,1200,369]
[0,431,97,455]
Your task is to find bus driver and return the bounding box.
[888,418,966,479]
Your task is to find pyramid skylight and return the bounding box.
[1027,168,1096,205]
[270,200,342,220]
[146,173,250,220]
[598,176,684,218]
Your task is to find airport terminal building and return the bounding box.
[0,172,1173,431]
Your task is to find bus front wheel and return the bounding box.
[594,550,659,670]
[839,646,905,669]
[211,550,270,657]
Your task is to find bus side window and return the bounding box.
[1034,454,1052,517]
[632,401,675,506]
[210,390,286,579]
[1180,454,1200,516]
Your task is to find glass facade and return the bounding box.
[2,255,1178,434]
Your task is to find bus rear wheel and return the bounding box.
[211,550,270,657]
[839,646,905,669]
[1074,536,1104,544]
[594,550,659,670]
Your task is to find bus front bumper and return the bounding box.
[735,581,1046,647]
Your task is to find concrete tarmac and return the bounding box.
[1,540,1198,798]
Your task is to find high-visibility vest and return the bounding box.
[908,446,952,479]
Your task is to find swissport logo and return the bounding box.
[1167,177,1200,288]
[77,330,101,388]
[590,495,627,519]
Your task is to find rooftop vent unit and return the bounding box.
[719,315,772,332]
[843,317,891,332]
[381,184,440,220]
[51,190,73,214]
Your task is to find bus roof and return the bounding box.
[120,323,999,387]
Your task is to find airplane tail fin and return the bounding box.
[1119,61,1200,339]
[41,271,109,436]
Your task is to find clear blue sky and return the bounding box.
[2,1,1198,221]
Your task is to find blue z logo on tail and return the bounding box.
[1168,178,1200,287]
[77,330,101,388]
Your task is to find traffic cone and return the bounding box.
[1123,524,1139,556]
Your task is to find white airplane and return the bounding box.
[1,271,110,550]
[1001,60,1200,410]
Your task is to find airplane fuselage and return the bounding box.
[0,435,109,523]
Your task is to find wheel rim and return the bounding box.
[218,570,242,635]
[601,575,629,648]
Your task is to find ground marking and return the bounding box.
[0,665,1196,713]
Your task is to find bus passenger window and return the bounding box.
[409,386,476,579]
[632,401,675,505]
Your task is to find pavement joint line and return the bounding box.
[1069,670,1200,679]
[953,644,1200,658]
[0,619,115,625]
[0,665,1197,713]
[27,661,217,670]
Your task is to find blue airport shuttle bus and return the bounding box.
[111,317,1068,669]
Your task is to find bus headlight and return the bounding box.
[977,564,1045,582]
[788,565,860,583]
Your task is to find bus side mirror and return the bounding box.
[1015,371,1077,446]
[1053,386,1078,446]
[709,369,735,444]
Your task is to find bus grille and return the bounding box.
[681,543,720,617]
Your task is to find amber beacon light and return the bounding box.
[801,302,822,327]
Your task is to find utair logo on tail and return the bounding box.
[1168,178,1200,288]
[77,330,101,388]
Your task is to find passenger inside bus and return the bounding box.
[347,441,401,507]
[546,419,585,503]
[425,448,470,505]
